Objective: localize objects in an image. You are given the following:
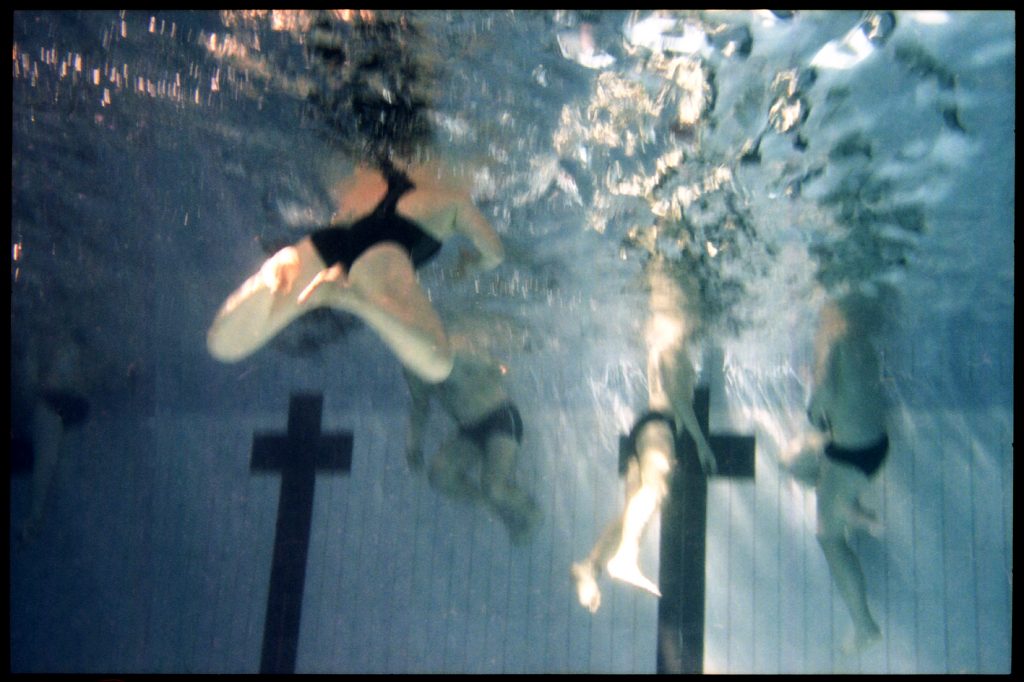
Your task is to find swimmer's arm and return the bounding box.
[665,355,716,474]
[807,344,840,431]
[806,378,831,431]
[452,200,504,273]
[674,398,717,475]
[806,396,830,432]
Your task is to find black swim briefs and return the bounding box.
[619,410,676,475]
[824,435,889,477]
[458,401,524,451]
[310,166,442,270]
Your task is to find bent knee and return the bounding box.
[638,454,672,498]
[433,346,455,382]
[416,346,454,384]
[206,328,249,363]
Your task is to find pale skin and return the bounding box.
[808,295,887,654]
[573,258,716,612]
[404,338,540,545]
[206,162,505,383]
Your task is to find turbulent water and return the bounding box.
[10,10,1014,673]
[11,11,1012,398]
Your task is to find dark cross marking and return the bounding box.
[251,393,353,675]
[10,438,33,476]
[656,385,756,674]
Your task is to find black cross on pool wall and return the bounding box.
[657,385,756,674]
[251,393,353,675]
[10,437,33,477]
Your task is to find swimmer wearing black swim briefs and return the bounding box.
[824,436,889,478]
[309,161,443,270]
[619,410,676,475]
[806,406,889,477]
[458,401,524,452]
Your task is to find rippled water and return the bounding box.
[12,11,1012,398]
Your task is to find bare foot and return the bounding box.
[500,500,541,546]
[571,561,602,613]
[606,552,661,597]
[841,621,882,655]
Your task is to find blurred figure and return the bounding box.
[572,257,716,612]
[403,335,540,546]
[805,290,889,653]
[16,329,91,544]
[209,12,502,382]
[207,159,504,383]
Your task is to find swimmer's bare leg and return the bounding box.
[817,460,882,653]
[481,434,540,545]
[428,434,484,503]
[605,421,673,597]
[207,238,328,362]
[324,244,453,383]
[572,460,641,613]
[572,504,628,614]
[820,534,882,654]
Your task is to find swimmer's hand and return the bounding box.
[453,247,483,280]
[697,441,718,476]
[297,264,349,305]
[259,246,302,295]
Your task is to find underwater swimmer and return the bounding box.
[404,335,540,545]
[207,159,504,383]
[573,257,716,611]
[807,292,889,653]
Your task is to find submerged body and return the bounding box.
[573,258,716,612]
[17,331,92,544]
[404,338,541,545]
[207,161,504,383]
[807,293,889,653]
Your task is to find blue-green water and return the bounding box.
[10,11,1012,673]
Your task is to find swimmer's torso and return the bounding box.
[311,165,444,270]
[818,335,887,448]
